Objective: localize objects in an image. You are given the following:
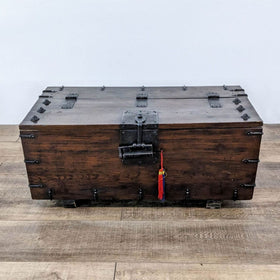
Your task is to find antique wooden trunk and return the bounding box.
[20,86,263,207]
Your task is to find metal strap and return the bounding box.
[136,93,148,107]
[61,93,79,109]
[207,92,222,108]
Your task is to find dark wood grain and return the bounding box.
[20,86,262,127]
[19,86,263,202]
[20,126,262,201]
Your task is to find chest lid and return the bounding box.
[20,85,262,129]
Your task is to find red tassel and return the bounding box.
[158,150,166,201]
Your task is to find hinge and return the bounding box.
[242,159,259,164]
[42,89,56,93]
[207,92,222,108]
[61,93,79,109]
[41,89,56,98]
[40,86,63,97]
[223,85,246,94]
[136,92,148,107]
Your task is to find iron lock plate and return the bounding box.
[119,110,159,165]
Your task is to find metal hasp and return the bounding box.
[207,92,222,108]
[118,110,159,165]
[61,93,79,109]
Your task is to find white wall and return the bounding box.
[0,0,279,124]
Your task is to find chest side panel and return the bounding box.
[20,125,262,201]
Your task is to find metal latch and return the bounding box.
[207,92,222,108]
[118,110,158,165]
[61,93,79,109]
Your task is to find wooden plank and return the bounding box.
[0,141,23,157]
[0,125,19,142]
[20,86,262,127]
[0,124,279,280]
[0,123,267,140]
[20,126,261,200]
[0,161,26,175]
[120,189,280,222]
[120,161,280,221]
[262,124,280,141]
[0,172,279,222]
[42,85,246,99]
[0,220,279,263]
[256,162,280,188]
[0,168,278,222]
[0,262,115,280]
[0,174,122,221]
[260,142,280,162]
[115,263,280,280]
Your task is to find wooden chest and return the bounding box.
[20,86,263,207]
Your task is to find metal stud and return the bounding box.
[185,188,191,200]
[138,188,143,200]
[92,189,98,201]
[236,105,245,112]
[233,189,238,201]
[43,99,51,106]
[233,98,241,105]
[30,115,40,123]
[48,188,53,200]
[241,113,250,121]
[37,107,46,114]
